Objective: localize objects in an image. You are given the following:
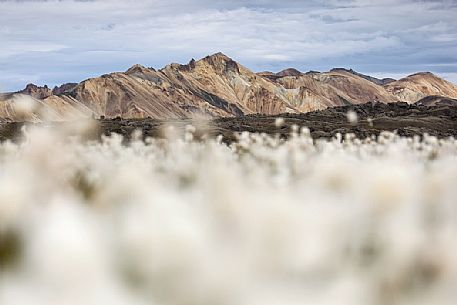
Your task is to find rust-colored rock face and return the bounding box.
[1,53,456,121]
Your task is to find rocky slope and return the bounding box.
[1,53,456,121]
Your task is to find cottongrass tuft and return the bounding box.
[275,117,285,127]
[0,126,456,305]
[347,110,358,125]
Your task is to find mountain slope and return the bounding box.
[1,53,456,121]
[267,68,398,112]
[385,72,457,103]
[0,94,92,122]
[330,68,395,86]
[158,53,296,115]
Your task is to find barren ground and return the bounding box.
[1,102,456,142]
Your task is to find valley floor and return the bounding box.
[1,102,456,143]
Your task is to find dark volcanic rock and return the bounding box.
[1,103,456,143]
[416,95,457,107]
[276,68,303,77]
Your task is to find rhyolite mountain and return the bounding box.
[1,53,457,121]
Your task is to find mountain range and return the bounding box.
[1,52,456,121]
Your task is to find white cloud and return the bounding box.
[0,41,66,58]
[0,0,456,90]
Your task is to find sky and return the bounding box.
[1,0,457,91]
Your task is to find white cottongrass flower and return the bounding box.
[0,126,456,305]
[347,110,358,125]
[275,117,285,127]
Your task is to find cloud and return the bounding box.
[0,0,456,90]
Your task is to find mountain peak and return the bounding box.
[160,53,237,74]
[406,72,436,78]
[52,83,78,96]
[396,72,451,84]
[126,64,154,75]
[23,83,48,90]
[330,68,354,73]
[19,83,53,99]
[201,52,235,66]
[276,68,302,77]
[199,52,240,74]
[205,52,231,61]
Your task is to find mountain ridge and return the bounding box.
[1,52,457,121]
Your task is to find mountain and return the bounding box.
[1,53,457,121]
[385,72,457,103]
[271,68,399,112]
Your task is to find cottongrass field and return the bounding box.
[1,122,457,305]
